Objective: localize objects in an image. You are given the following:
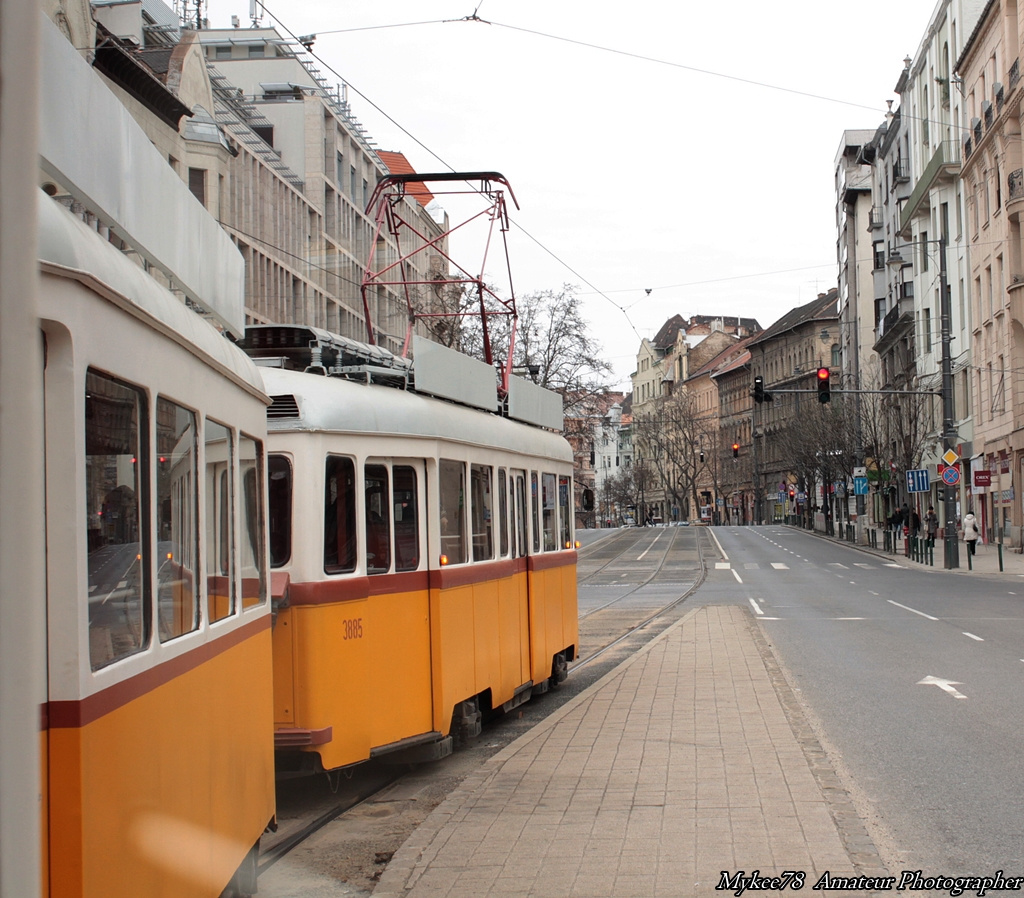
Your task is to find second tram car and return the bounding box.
[243,326,579,773]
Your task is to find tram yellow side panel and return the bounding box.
[40,730,50,896]
[528,559,579,683]
[494,572,530,701]
[273,607,296,725]
[286,589,432,770]
[48,629,274,898]
[431,584,477,731]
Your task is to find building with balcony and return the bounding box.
[894,0,979,529]
[958,0,1024,544]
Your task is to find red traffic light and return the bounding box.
[732,442,739,458]
[816,367,831,403]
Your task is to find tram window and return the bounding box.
[439,459,466,564]
[471,464,493,562]
[365,464,391,573]
[240,435,266,607]
[206,419,235,623]
[498,469,508,557]
[531,472,540,553]
[559,475,572,548]
[268,455,292,567]
[324,456,356,574]
[514,472,527,558]
[156,397,198,642]
[85,369,148,670]
[394,465,419,572]
[542,473,557,552]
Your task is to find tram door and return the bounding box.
[510,470,531,676]
[364,458,433,745]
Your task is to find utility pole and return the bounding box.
[939,234,960,569]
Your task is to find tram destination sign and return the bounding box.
[906,468,930,493]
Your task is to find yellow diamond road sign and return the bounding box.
[942,448,960,466]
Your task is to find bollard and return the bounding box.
[967,546,973,571]
[999,542,1004,572]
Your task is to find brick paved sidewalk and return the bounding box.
[373,604,889,898]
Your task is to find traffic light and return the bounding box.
[732,442,739,459]
[752,374,773,403]
[816,366,831,403]
[788,488,795,500]
[699,448,705,463]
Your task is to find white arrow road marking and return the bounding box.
[918,675,967,699]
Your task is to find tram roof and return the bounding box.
[260,366,573,463]
[37,193,266,399]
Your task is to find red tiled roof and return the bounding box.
[378,151,434,207]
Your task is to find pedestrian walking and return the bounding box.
[962,511,980,556]
[911,509,921,537]
[924,506,939,545]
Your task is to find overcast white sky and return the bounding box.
[211,0,939,390]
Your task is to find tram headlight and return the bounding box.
[439,554,449,566]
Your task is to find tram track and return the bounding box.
[258,770,403,875]
[573,524,709,671]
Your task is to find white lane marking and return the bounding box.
[829,563,849,569]
[853,563,874,569]
[770,562,789,570]
[869,591,880,596]
[715,562,731,569]
[918,675,967,699]
[888,600,939,621]
[732,569,743,583]
[637,532,663,560]
[963,632,984,641]
[709,527,728,561]
[749,598,763,616]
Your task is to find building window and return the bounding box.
[188,167,206,206]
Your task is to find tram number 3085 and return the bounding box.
[343,618,364,640]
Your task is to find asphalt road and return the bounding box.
[701,524,1024,877]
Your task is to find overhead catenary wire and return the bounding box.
[224,4,985,362]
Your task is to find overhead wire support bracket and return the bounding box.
[361,171,521,395]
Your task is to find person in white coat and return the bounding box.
[962,512,980,556]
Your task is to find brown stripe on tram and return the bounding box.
[47,614,270,729]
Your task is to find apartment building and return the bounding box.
[958,0,1024,544]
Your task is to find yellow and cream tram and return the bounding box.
[243,326,579,773]
[38,195,275,897]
